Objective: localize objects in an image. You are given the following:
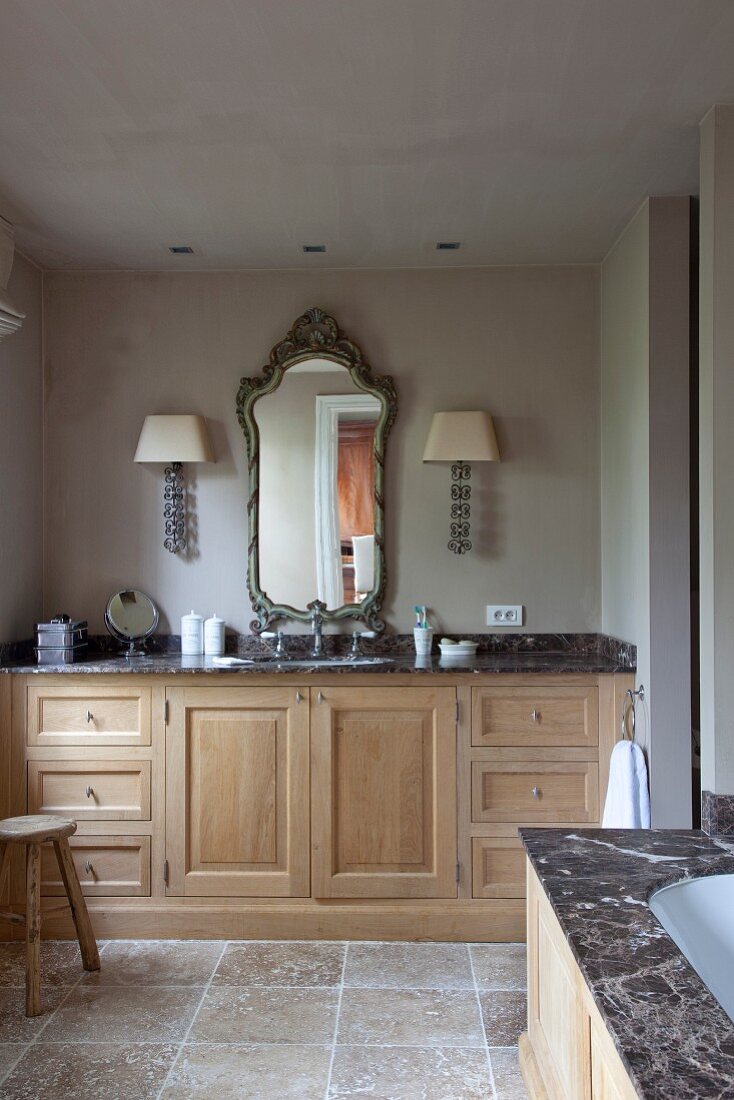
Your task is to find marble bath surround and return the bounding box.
[0,939,529,1099]
[521,828,734,1098]
[0,631,635,675]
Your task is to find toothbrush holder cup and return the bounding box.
[413,627,434,658]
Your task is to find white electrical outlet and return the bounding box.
[486,605,524,626]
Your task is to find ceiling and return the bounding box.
[1,0,734,270]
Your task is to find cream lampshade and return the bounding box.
[134,415,214,553]
[423,410,500,554]
[134,415,214,464]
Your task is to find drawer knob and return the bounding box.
[85,786,94,799]
[530,709,540,722]
[86,710,94,723]
[531,786,541,799]
[317,691,324,705]
[84,861,94,876]
[296,691,303,704]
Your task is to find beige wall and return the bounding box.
[699,106,734,795]
[601,197,692,827]
[601,203,651,694]
[42,267,601,635]
[0,253,43,641]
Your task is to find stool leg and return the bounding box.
[26,843,41,1017]
[0,843,11,900]
[53,839,100,972]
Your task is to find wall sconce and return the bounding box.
[423,410,500,554]
[134,414,214,553]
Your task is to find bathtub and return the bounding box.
[650,873,734,1023]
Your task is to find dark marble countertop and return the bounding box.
[521,828,734,1099]
[0,650,629,675]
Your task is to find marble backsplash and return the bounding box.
[1,630,637,667]
[701,790,734,836]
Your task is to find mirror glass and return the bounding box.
[105,589,159,654]
[257,358,380,610]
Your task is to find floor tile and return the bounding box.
[1,1043,178,1100]
[0,1043,27,1083]
[40,985,204,1043]
[0,941,94,987]
[0,986,71,1042]
[190,985,338,1044]
[480,991,527,1045]
[329,1045,494,1098]
[470,945,527,991]
[345,943,473,989]
[81,940,223,986]
[162,1043,332,1098]
[490,1047,529,1099]
[337,989,484,1048]
[213,941,345,987]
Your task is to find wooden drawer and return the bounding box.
[41,835,150,897]
[472,836,526,899]
[471,760,598,823]
[28,760,151,821]
[471,686,598,749]
[28,684,151,747]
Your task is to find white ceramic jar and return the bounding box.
[204,613,225,657]
[181,610,204,655]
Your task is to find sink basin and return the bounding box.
[240,655,394,668]
[278,656,394,667]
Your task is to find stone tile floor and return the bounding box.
[0,940,528,1098]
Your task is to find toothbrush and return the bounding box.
[414,606,423,628]
[421,607,428,629]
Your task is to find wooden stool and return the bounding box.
[0,815,100,1016]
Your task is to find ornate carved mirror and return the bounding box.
[236,308,397,634]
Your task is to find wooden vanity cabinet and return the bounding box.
[165,685,310,897]
[8,669,631,942]
[311,686,457,899]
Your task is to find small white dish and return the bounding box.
[438,640,478,659]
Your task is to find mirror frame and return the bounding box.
[236,307,397,634]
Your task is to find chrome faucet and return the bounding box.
[274,630,286,659]
[310,614,324,658]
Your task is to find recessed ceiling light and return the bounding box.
[302,244,326,253]
[168,245,194,254]
[436,241,461,250]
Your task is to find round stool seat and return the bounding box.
[0,815,77,844]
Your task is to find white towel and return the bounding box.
[602,740,651,829]
[352,534,375,595]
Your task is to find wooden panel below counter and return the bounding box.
[3,669,633,942]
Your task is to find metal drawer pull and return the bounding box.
[84,861,94,876]
[85,786,94,799]
[531,786,541,799]
[295,691,303,704]
[530,709,539,722]
[86,710,94,723]
[317,691,324,704]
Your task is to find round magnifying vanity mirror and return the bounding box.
[104,589,159,656]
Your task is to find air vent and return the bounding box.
[168,245,194,254]
[302,244,326,253]
[436,241,461,250]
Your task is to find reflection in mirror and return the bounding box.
[257,360,379,611]
[104,589,159,656]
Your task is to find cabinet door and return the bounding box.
[311,686,457,898]
[165,686,309,897]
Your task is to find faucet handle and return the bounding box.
[349,632,361,656]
